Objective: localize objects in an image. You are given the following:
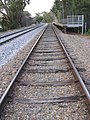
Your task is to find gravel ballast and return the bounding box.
[0,24,36,38]
[0,24,90,119]
[0,24,47,66]
[54,26,90,92]
[0,25,47,98]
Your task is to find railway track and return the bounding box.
[0,24,90,119]
[0,24,44,44]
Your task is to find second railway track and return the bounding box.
[0,24,90,119]
[0,24,44,45]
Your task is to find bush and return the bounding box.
[86,29,90,35]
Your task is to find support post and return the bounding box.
[82,15,84,35]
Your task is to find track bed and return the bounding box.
[0,25,89,119]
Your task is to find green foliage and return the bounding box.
[35,12,53,23]
[54,0,61,10]
[51,0,61,21]
[86,29,90,35]
[0,0,30,30]
[51,0,90,28]
[1,16,10,30]
[35,15,43,23]
[43,12,53,23]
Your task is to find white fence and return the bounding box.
[60,15,84,34]
[67,15,84,26]
[67,15,84,34]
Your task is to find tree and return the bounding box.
[0,0,30,30]
[52,0,90,28]
[43,12,53,23]
[69,0,90,29]
[35,13,43,23]
[51,0,61,22]
[21,11,32,27]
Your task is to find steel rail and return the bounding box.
[53,25,90,103]
[0,24,43,39]
[0,24,48,113]
[0,24,44,45]
[0,26,33,39]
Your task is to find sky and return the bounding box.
[24,0,55,17]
